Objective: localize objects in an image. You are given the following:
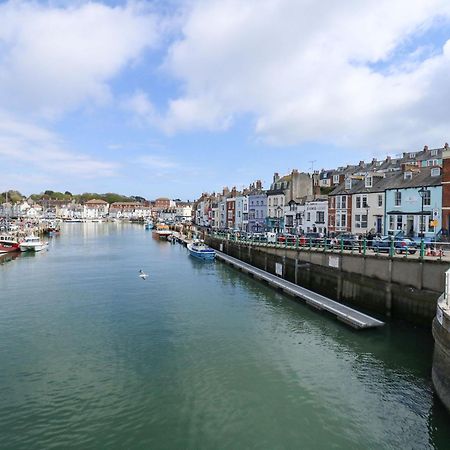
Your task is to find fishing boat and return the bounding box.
[0,235,20,253]
[187,240,216,260]
[19,235,48,252]
[152,223,172,241]
[145,220,154,230]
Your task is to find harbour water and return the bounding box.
[0,223,449,449]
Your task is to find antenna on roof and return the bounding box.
[309,160,316,172]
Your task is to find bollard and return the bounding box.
[389,238,394,258]
[420,238,425,259]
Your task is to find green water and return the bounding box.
[0,223,449,449]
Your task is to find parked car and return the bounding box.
[329,233,359,249]
[372,236,417,254]
[277,234,297,245]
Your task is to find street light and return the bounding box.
[418,186,426,238]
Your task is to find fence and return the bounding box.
[209,231,449,261]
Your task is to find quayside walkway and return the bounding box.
[216,250,384,330]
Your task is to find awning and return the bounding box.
[386,211,431,215]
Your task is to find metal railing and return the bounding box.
[208,231,449,261]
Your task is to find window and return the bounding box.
[404,171,412,180]
[378,195,383,207]
[307,212,311,221]
[422,190,431,206]
[337,196,347,209]
[396,215,403,230]
[395,191,401,206]
[431,167,441,177]
[345,178,352,189]
[365,176,373,188]
[409,152,416,158]
[356,196,361,208]
[268,198,272,206]
[431,149,438,156]
[333,175,340,184]
[316,211,325,223]
[355,214,368,229]
[362,196,368,208]
[336,212,347,228]
[389,215,395,230]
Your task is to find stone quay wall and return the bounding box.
[432,297,450,412]
[206,237,448,325]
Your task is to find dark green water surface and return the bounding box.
[0,223,449,449]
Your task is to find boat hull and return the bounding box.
[187,243,216,260]
[19,243,47,252]
[0,243,20,253]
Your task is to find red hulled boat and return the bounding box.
[0,235,20,253]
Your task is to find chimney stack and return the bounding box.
[255,180,262,190]
[445,143,449,150]
[273,172,280,183]
[424,145,429,151]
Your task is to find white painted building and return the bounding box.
[235,195,249,231]
[302,199,328,235]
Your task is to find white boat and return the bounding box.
[187,240,216,260]
[19,235,48,252]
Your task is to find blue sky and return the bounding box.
[1,0,450,200]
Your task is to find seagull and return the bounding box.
[139,269,148,280]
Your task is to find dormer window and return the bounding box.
[365,176,373,188]
[345,178,352,189]
[404,171,412,180]
[409,152,416,158]
[431,167,441,177]
[333,175,340,184]
[431,149,438,156]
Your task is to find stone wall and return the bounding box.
[208,237,447,324]
[432,297,450,412]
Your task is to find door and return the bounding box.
[376,217,382,234]
[407,216,414,237]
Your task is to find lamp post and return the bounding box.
[418,186,426,238]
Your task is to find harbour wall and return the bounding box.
[432,297,450,412]
[206,237,448,325]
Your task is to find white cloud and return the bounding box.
[0,111,118,181]
[0,0,159,118]
[136,154,178,169]
[148,0,450,150]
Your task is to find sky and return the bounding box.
[1,0,450,200]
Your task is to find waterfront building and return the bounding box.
[442,147,450,232]
[348,173,388,235]
[302,199,328,235]
[82,199,109,219]
[328,180,354,235]
[266,176,285,232]
[247,181,267,233]
[154,197,174,211]
[175,202,193,223]
[284,200,303,234]
[384,166,442,238]
[266,170,313,232]
[226,196,236,229]
[235,195,248,231]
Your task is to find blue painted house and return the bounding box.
[384,166,442,238]
[247,182,267,233]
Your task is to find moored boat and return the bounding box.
[187,240,216,260]
[19,235,48,252]
[152,223,172,240]
[0,235,20,253]
[145,220,154,230]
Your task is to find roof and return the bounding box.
[85,199,108,205]
[329,167,441,196]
